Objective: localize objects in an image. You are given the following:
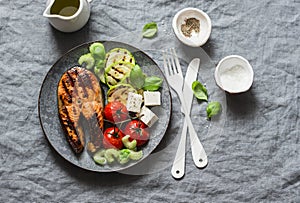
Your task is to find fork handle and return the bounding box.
[171,120,187,179]
[178,93,208,168]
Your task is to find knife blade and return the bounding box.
[183,58,200,113]
[171,58,200,179]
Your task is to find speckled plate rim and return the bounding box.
[38,40,172,173]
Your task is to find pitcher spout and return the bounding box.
[43,0,55,18]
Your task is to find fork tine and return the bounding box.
[168,48,177,74]
[166,49,174,75]
[163,50,170,76]
[171,48,182,76]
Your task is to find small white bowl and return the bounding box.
[172,7,212,47]
[214,55,254,94]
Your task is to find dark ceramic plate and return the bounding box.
[38,41,171,172]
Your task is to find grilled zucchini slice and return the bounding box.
[105,62,134,87]
[105,48,135,70]
[107,84,137,105]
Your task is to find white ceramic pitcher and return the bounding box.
[43,0,92,32]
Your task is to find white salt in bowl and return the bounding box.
[172,7,212,47]
[214,55,254,94]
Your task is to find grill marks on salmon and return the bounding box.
[58,67,104,154]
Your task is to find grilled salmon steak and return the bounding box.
[57,66,104,154]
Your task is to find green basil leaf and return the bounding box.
[130,65,145,89]
[206,101,221,119]
[142,22,158,38]
[143,76,163,91]
[192,81,208,101]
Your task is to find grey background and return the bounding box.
[0,0,299,202]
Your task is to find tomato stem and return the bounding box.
[112,126,119,138]
[103,114,144,125]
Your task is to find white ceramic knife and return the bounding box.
[172,58,206,179]
[185,63,208,169]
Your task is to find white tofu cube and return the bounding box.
[139,106,159,127]
[126,92,143,112]
[143,91,161,106]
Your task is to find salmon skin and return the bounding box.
[57,66,104,154]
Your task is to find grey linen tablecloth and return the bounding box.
[0,0,299,202]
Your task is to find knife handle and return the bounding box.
[188,121,208,168]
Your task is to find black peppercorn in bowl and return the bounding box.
[172,7,212,47]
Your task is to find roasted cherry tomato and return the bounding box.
[103,127,124,149]
[104,101,129,123]
[124,120,150,147]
